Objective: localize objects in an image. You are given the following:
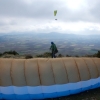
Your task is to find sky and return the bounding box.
[0,0,100,34]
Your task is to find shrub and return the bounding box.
[0,53,2,57]
[75,55,79,57]
[36,54,43,57]
[25,54,33,59]
[96,51,100,58]
[35,52,51,58]
[58,54,63,57]
[66,54,71,57]
[43,52,51,57]
[3,50,19,55]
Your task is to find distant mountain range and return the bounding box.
[0,32,100,40]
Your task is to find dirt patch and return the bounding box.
[47,88,100,100]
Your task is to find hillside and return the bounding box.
[0,50,100,59]
[0,33,100,56]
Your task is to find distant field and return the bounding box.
[0,33,100,56]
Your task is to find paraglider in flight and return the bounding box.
[54,10,57,20]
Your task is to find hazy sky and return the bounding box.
[0,0,100,34]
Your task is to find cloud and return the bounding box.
[0,0,100,34]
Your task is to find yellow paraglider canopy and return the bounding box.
[54,10,57,20]
[54,10,57,16]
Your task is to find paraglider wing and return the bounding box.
[54,10,57,16]
[54,10,57,20]
[0,58,100,99]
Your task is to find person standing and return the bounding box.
[50,42,58,58]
